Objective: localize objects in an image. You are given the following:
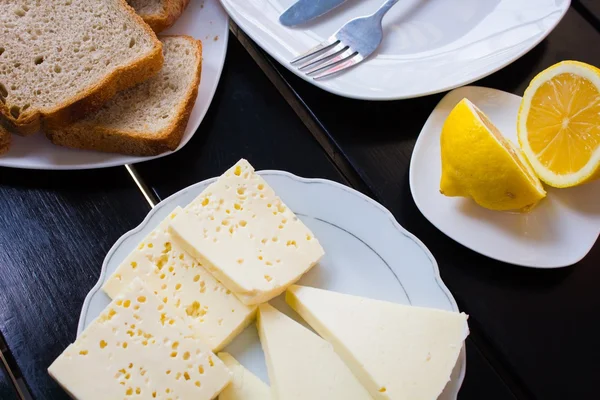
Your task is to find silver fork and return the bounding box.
[291,0,400,80]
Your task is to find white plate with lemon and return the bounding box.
[410,62,600,268]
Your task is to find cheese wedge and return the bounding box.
[49,278,231,400]
[102,207,256,351]
[257,304,372,400]
[286,285,469,400]
[217,352,271,400]
[169,159,324,305]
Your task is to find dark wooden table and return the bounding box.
[1,358,19,400]
[0,3,599,399]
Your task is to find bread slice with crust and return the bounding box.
[46,36,202,156]
[0,0,163,136]
[128,0,190,33]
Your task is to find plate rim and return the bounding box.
[409,85,600,269]
[0,0,229,170]
[77,169,467,395]
[220,0,570,100]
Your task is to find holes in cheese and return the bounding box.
[102,207,256,351]
[48,278,231,399]
[168,159,325,306]
[186,301,207,319]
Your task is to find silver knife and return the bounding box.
[280,0,349,27]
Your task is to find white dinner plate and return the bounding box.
[79,169,467,399]
[0,0,228,170]
[410,86,600,269]
[220,0,569,100]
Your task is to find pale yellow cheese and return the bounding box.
[169,159,324,305]
[48,278,232,400]
[217,352,271,400]
[286,285,469,400]
[257,304,372,400]
[102,207,256,351]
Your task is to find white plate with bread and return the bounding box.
[53,160,468,399]
[0,0,228,170]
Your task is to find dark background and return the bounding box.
[1,2,599,399]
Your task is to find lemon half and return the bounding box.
[518,61,600,188]
[440,98,546,211]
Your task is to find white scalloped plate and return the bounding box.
[410,86,600,268]
[78,170,467,398]
[0,0,228,170]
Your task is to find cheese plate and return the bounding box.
[78,168,467,398]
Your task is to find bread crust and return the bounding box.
[141,0,191,33]
[46,36,202,157]
[0,124,10,155]
[0,0,164,136]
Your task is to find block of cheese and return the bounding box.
[48,278,231,400]
[286,285,470,400]
[169,159,324,305]
[217,352,271,400]
[257,304,372,400]
[102,207,256,351]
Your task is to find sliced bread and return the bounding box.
[46,36,202,156]
[0,0,163,135]
[128,0,190,33]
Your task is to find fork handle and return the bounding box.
[373,0,400,21]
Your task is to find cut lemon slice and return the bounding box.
[518,61,600,187]
[440,98,546,211]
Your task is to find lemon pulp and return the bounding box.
[518,61,600,187]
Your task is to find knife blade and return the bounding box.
[279,0,349,27]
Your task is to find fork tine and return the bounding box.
[291,36,339,65]
[312,55,363,79]
[297,43,348,71]
[305,49,359,76]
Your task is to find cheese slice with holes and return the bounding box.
[48,278,232,400]
[102,207,256,351]
[168,159,324,305]
[257,304,372,400]
[286,285,470,400]
[217,352,271,400]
